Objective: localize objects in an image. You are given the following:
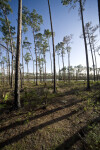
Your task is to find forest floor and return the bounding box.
[0,81,100,150]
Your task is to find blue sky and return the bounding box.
[1,0,100,73]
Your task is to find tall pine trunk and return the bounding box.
[6,51,9,85]
[98,0,100,30]
[3,14,14,88]
[22,45,24,85]
[0,63,2,85]
[44,54,46,85]
[33,31,38,85]
[62,52,65,81]
[33,60,35,82]
[79,0,90,89]
[93,44,98,80]
[48,0,56,92]
[68,52,70,82]
[3,63,5,86]
[27,63,29,81]
[1,63,3,85]
[48,39,53,82]
[39,53,42,83]
[6,43,11,85]
[87,31,95,81]
[14,0,22,108]
[58,53,60,80]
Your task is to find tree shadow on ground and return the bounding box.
[55,117,100,150]
[0,99,84,133]
[0,106,83,149]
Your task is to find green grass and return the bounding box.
[0,103,7,109]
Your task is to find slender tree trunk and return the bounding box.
[87,32,95,81]
[50,50,53,81]
[27,63,29,81]
[3,63,5,86]
[62,53,64,81]
[0,63,2,85]
[48,39,53,82]
[76,70,78,81]
[48,0,56,92]
[40,65,42,83]
[3,14,14,88]
[20,69,22,88]
[79,0,90,89]
[33,31,38,85]
[35,51,38,85]
[44,54,46,85]
[43,65,45,82]
[42,60,44,82]
[6,52,8,85]
[6,43,11,85]
[8,55,11,85]
[1,63,3,85]
[38,51,40,83]
[33,60,35,82]
[93,44,98,80]
[62,51,65,81]
[0,52,1,85]
[11,43,14,88]
[40,54,42,82]
[68,52,70,82]
[22,45,24,85]
[58,53,60,80]
[28,47,34,82]
[27,63,28,75]
[98,69,100,80]
[98,0,100,31]
[14,0,22,108]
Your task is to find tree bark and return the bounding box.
[20,69,22,88]
[22,45,24,85]
[38,53,41,83]
[44,54,46,85]
[33,31,38,85]
[62,52,65,81]
[98,0,100,29]
[14,0,22,108]
[33,60,35,82]
[6,43,11,85]
[93,44,98,80]
[0,63,2,85]
[48,0,56,92]
[27,63,29,81]
[87,31,95,81]
[3,14,14,88]
[79,0,90,89]
[68,52,70,83]
[48,39,53,82]
[58,52,60,80]
[3,63,5,86]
